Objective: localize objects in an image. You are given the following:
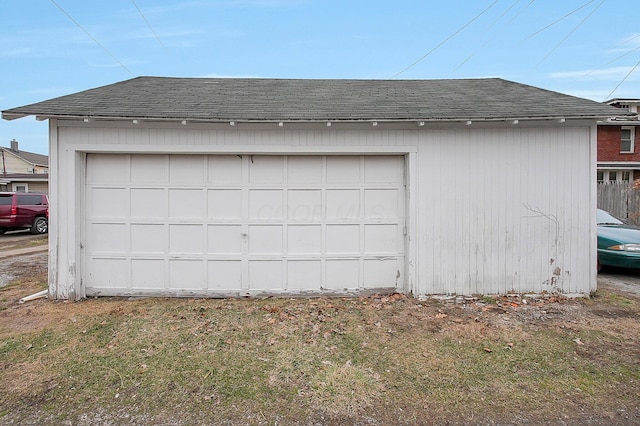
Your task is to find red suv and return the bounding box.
[0,192,49,235]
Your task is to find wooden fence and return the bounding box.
[597,181,640,225]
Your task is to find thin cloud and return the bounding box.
[606,33,640,53]
[549,66,640,81]
[622,33,640,46]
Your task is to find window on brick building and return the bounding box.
[620,127,634,153]
[598,170,634,183]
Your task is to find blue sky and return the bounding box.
[1,0,638,155]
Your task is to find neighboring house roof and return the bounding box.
[597,162,640,169]
[1,77,626,123]
[0,173,49,185]
[605,98,640,104]
[1,147,48,167]
[0,173,49,180]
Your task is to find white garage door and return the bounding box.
[84,154,405,296]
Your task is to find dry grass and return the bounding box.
[0,276,639,425]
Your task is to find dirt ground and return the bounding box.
[0,231,47,288]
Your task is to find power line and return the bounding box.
[582,43,640,79]
[604,58,640,101]
[49,0,134,77]
[131,0,165,49]
[531,0,605,69]
[391,0,500,78]
[505,0,535,26]
[453,0,524,73]
[521,0,595,42]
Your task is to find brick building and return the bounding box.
[597,99,640,182]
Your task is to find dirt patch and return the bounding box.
[0,252,47,288]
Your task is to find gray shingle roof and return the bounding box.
[2,76,624,123]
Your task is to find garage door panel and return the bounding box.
[288,225,322,254]
[288,190,322,220]
[131,259,165,289]
[131,155,167,183]
[327,156,360,183]
[169,189,204,218]
[208,225,243,254]
[326,225,360,253]
[288,260,321,289]
[87,154,130,184]
[208,189,242,218]
[249,225,283,254]
[249,261,283,290]
[131,224,166,254]
[131,188,167,218]
[91,223,128,253]
[326,259,360,290]
[170,155,205,184]
[249,156,284,184]
[326,189,360,219]
[363,259,401,289]
[288,156,322,183]
[169,260,205,290]
[208,155,243,184]
[364,189,400,218]
[249,190,284,219]
[208,261,242,290]
[85,153,405,296]
[91,258,128,289]
[89,188,129,218]
[364,225,400,253]
[365,156,403,184]
[169,224,204,253]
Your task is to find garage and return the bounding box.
[2,76,623,299]
[84,153,405,296]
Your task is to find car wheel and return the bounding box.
[31,217,48,235]
[0,229,5,235]
[597,257,602,273]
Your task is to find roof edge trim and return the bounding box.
[14,114,614,124]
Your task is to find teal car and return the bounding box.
[597,209,640,271]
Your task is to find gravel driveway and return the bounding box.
[598,267,640,296]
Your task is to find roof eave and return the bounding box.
[1,112,30,121]
[6,113,617,124]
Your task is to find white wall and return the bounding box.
[49,120,596,299]
[416,126,595,296]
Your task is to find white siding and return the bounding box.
[417,127,594,296]
[50,120,596,299]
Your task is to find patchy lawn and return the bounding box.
[0,272,639,425]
